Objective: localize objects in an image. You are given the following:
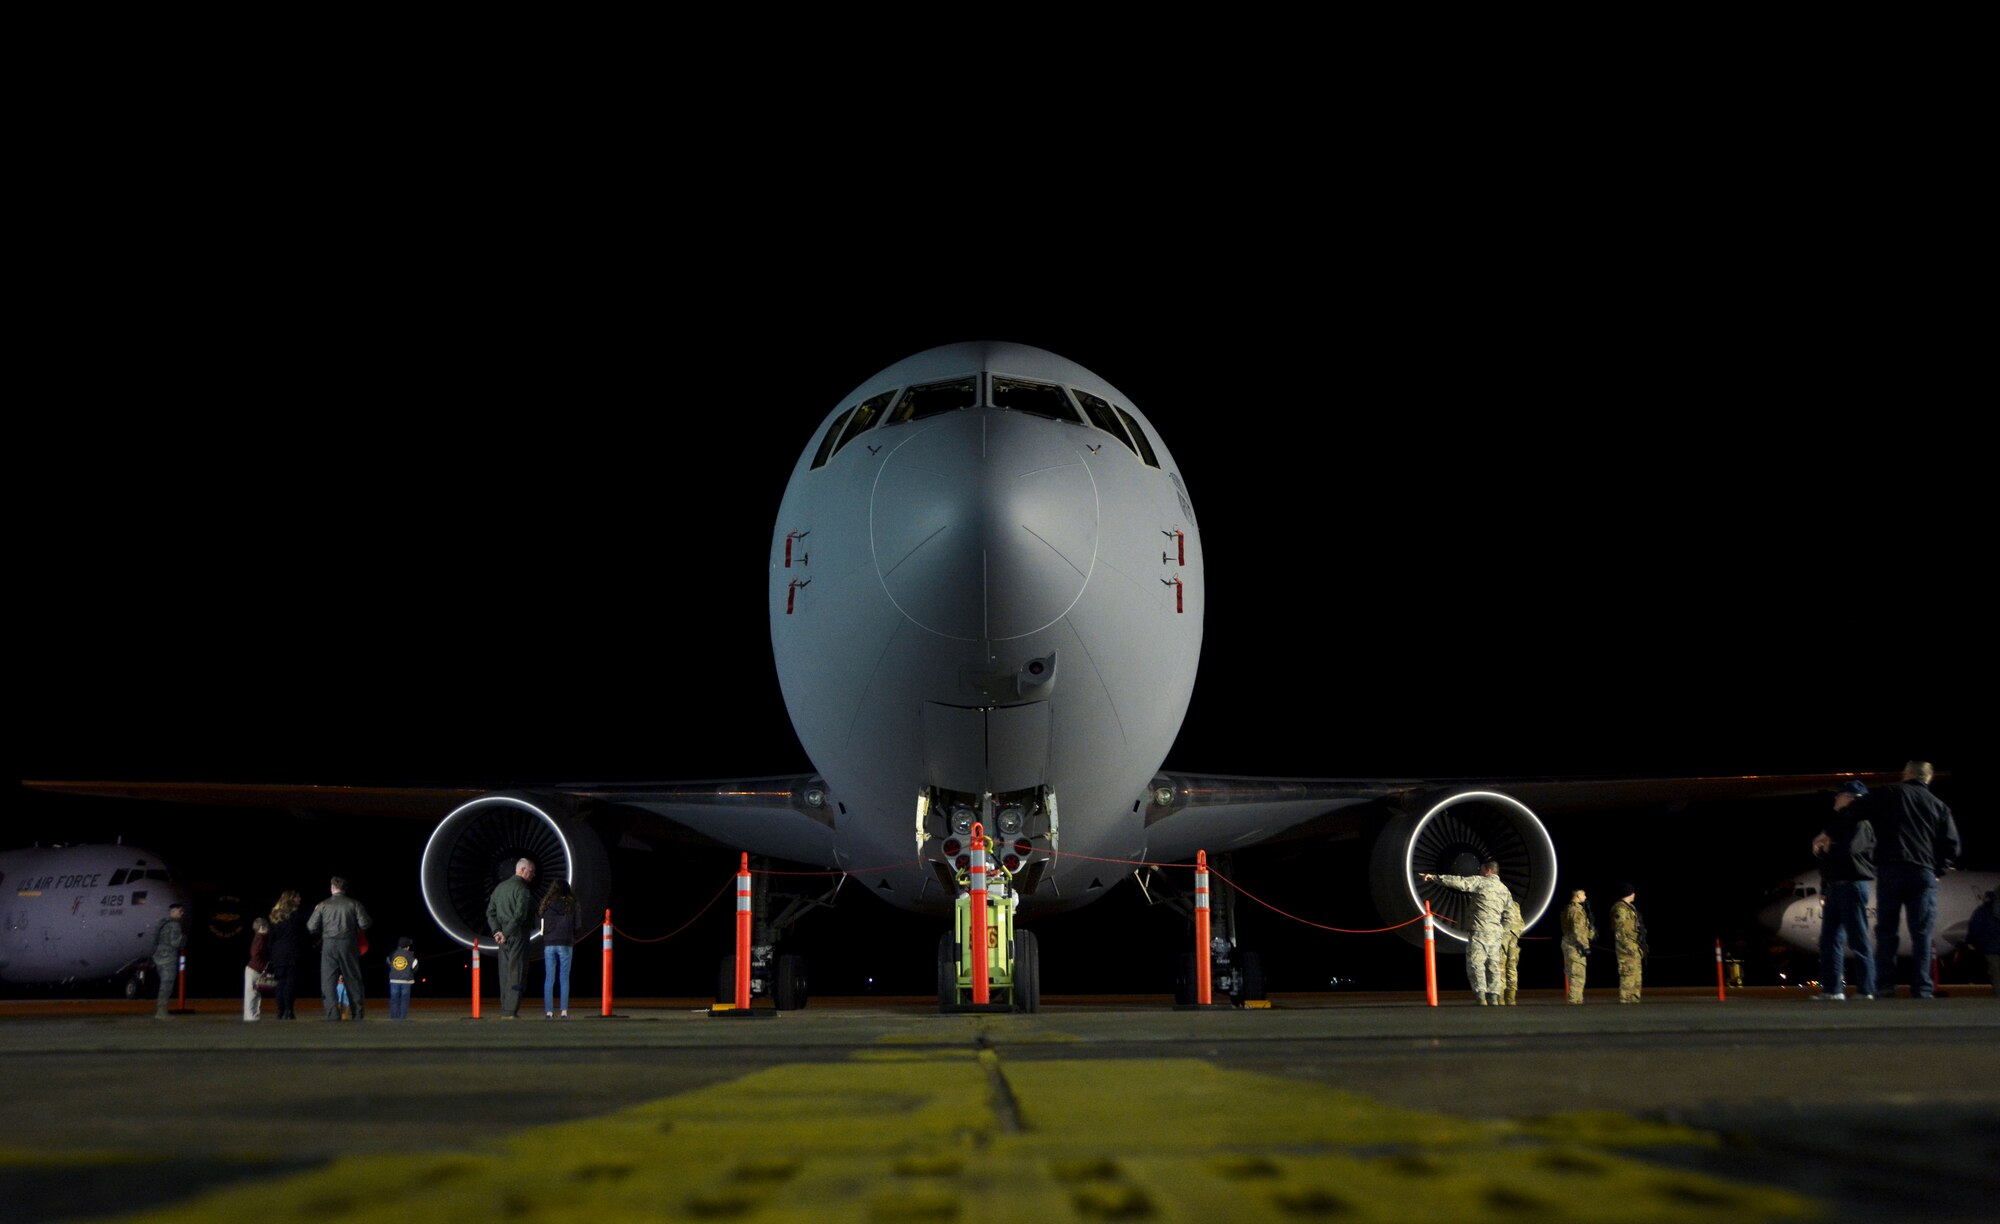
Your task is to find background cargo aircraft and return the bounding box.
[0,844,189,992]
[22,342,1935,1002]
[1759,866,1997,963]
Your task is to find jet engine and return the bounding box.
[419,793,610,949]
[1367,789,1558,950]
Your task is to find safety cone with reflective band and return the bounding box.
[735,854,752,1010]
[1195,850,1213,1005]
[710,856,777,1017]
[176,952,186,1012]
[970,822,989,1005]
[601,909,614,1017]
[470,941,482,1019]
[1424,902,1438,1007]
[1715,938,1726,1001]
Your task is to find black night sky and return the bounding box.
[16,169,1988,1001]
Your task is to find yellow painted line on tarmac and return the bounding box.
[870,1029,1080,1046]
[74,1053,1815,1223]
[0,1147,163,1168]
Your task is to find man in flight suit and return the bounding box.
[1560,888,1594,1003]
[485,858,537,1019]
[1421,861,1514,1005]
[307,877,372,1021]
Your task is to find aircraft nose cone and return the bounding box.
[871,410,1099,640]
[1756,898,1790,936]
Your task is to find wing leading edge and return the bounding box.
[1138,768,1901,865]
[22,775,846,868]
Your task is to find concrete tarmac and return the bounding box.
[3,987,1996,1222]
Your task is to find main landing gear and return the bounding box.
[1173,939,1265,1006]
[712,856,840,1011]
[1137,855,1270,1006]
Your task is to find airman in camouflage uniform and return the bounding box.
[151,904,186,1019]
[1500,895,1527,1004]
[1612,884,1645,1003]
[1422,862,1514,1005]
[1560,888,1594,1003]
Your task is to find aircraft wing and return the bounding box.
[22,775,844,867]
[23,780,494,817]
[1140,773,1420,863]
[31,768,1898,871]
[1139,768,1901,865]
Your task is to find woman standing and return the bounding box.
[540,879,577,1019]
[267,890,308,1020]
[244,916,272,1021]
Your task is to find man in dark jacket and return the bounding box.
[485,859,537,1018]
[307,877,373,1020]
[1811,780,1876,1000]
[1860,761,1962,999]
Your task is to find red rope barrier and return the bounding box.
[749,859,927,876]
[1209,867,1430,934]
[610,875,734,943]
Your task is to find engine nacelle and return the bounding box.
[419,792,610,950]
[1368,789,1558,950]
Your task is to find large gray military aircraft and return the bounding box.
[25,342,1885,1003]
[0,843,189,992]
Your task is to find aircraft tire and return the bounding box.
[1015,930,1041,1013]
[715,956,734,1004]
[774,953,808,1011]
[1173,952,1196,1005]
[937,932,957,1010]
[1238,949,1267,1002]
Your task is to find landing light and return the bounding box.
[951,807,976,835]
[997,806,1025,835]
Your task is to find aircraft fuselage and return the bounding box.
[0,845,189,985]
[770,343,1203,913]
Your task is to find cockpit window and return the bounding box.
[109,869,128,886]
[830,390,898,457]
[993,377,1081,424]
[1113,404,1160,468]
[809,408,854,471]
[1072,389,1139,457]
[885,378,976,425]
